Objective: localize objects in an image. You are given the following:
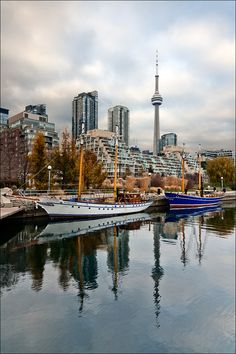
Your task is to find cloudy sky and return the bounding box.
[1,1,235,152]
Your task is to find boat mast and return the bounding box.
[198,144,201,190]
[113,125,119,202]
[181,143,185,193]
[78,123,85,199]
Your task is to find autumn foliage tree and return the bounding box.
[29,132,48,189]
[151,173,165,189]
[51,129,79,189]
[136,177,150,192]
[83,150,107,189]
[124,176,137,191]
[206,157,235,189]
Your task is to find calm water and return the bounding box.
[1,205,235,354]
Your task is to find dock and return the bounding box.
[0,206,25,220]
[0,195,48,222]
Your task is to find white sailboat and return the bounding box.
[37,125,153,219]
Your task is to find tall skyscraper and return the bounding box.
[108,105,129,146]
[72,91,98,140]
[151,52,163,155]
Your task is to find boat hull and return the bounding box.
[37,199,153,219]
[165,192,223,209]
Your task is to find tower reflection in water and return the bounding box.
[151,219,164,327]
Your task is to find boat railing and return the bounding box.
[17,188,114,198]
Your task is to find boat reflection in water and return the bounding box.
[165,205,223,222]
[36,212,152,243]
[164,205,225,267]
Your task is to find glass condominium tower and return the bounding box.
[108,105,129,146]
[72,91,98,139]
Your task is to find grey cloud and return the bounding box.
[1,1,235,151]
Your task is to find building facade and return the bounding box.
[201,149,233,159]
[0,107,9,132]
[8,105,59,152]
[108,105,129,146]
[0,105,59,184]
[72,91,98,140]
[76,129,183,178]
[25,104,47,117]
[0,127,28,184]
[161,133,177,150]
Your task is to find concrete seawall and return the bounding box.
[1,197,48,221]
[222,191,236,202]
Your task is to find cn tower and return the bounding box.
[151,52,163,155]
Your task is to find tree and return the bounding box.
[51,129,79,189]
[206,157,235,188]
[123,167,133,179]
[136,177,150,192]
[151,173,165,188]
[29,132,48,189]
[83,150,107,189]
[125,176,137,191]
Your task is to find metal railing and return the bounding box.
[18,188,114,198]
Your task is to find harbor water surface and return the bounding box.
[1,205,235,353]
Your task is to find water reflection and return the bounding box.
[0,213,153,305]
[152,221,164,327]
[1,206,235,309]
[1,206,235,353]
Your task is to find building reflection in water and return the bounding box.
[107,224,131,300]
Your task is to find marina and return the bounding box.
[0,3,235,353]
[1,203,235,353]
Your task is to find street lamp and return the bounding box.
[220,176,224,191]
[48,165,52,194]
[148,172,151,193]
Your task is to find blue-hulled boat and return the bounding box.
[165,192,224,209]
[165,145,225,209]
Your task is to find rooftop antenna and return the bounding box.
[156,50,159,76]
